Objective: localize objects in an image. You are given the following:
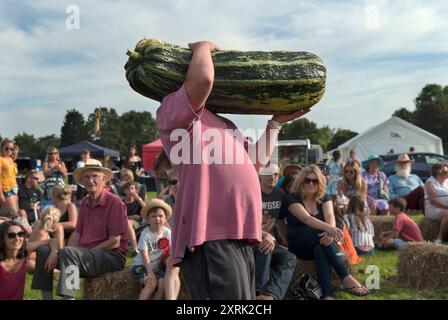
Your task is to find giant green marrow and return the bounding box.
[124,39,326,115]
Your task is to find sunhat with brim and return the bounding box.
[362,155,385,171]
[394,153,415,164]
[73,164,112,187]
[140,199,172,221]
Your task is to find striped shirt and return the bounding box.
[343,214,375,248]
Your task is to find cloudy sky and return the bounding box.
[1,0,447,141]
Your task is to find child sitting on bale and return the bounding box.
[343,195,375,256]
[131,199,172,300]
[376,197,423,249]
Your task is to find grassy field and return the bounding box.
[23,206,448,300]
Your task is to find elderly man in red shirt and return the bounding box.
[31,164,128,300]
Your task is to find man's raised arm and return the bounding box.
[184,41,220,111]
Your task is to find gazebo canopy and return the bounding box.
[59,140,120,158]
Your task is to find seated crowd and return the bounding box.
[1,137,447,300]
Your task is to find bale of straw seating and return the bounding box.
[83,266,141,300]
[83,266,190,300]
[419,217,440,241]
[370,215,395,241]
[284,258,351,299]
[397,242,448,290]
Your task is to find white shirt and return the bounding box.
[133,226,171,270]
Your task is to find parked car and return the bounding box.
[379,152,448,182]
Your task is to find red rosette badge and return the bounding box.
[158,237,170,258]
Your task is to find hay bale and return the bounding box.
[419,217,440,241]
[83,266,190,300]
[397,242,448,290]
[284,259,350,299]
[83,266,141,300]
[370,215,395,241]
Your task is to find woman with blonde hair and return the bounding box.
[337,161,370,214]
[0,138,19,212]
[285,165,369,299]
[27,205,64,272]
[43,147,67,200]
[50,186,78,242]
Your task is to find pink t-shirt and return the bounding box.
[394,212,424,242]
[0,260,26,300]
[157,85,262,265]
[76,189,129,257]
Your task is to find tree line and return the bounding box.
[1,108,158,159]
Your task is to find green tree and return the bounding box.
[87,107,123,151]
[327,129,358,151]
[414,84,448,152]
[14,133,41,157]
[279,118,334,151]
[392,108,416,124]
[37,134,61,158]
[60,109,90,147]
[119,110,158,154]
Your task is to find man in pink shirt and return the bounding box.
[31,164,128,299]
[377,197,424,249]
[156,40,309,299]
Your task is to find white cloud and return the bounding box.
[1,0,448,143]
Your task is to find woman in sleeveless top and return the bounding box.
[50,185,78,242]
[123,145,145,180]
[43,147,67,200]
[0,221,27,300]
[27,205,64,272]
[424,163,448,243]
[0,138,19,212]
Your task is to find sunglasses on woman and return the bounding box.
[345,170,355,174]
[304,178,319,185]
[6,231,25,239]
[169,179,178,185]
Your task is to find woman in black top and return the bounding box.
[123,145,144,179]
[286,165,369,299]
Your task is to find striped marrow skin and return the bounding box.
[124,39,326,115]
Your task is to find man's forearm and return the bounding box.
[93,237,120,251]
[253,123,281,170]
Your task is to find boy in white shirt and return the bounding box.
[131,199,172,300]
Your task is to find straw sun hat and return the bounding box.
[140,199,172,221]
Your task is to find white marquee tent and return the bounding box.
[336,116,444,162]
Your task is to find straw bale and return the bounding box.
[83,267,141,300]
[83,266,190,300]
[419,217,440,241]
[285,258,351,299]
[370,215,395,241]
[397,242,448,290]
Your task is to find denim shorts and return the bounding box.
[3,186,18,197]
[393,239,407,249]
[131,264,166,284]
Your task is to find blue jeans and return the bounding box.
[288,229,349,298]
[254,245,297,300]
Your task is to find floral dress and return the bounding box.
[327,159,343,196]
[361,171,389,211]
